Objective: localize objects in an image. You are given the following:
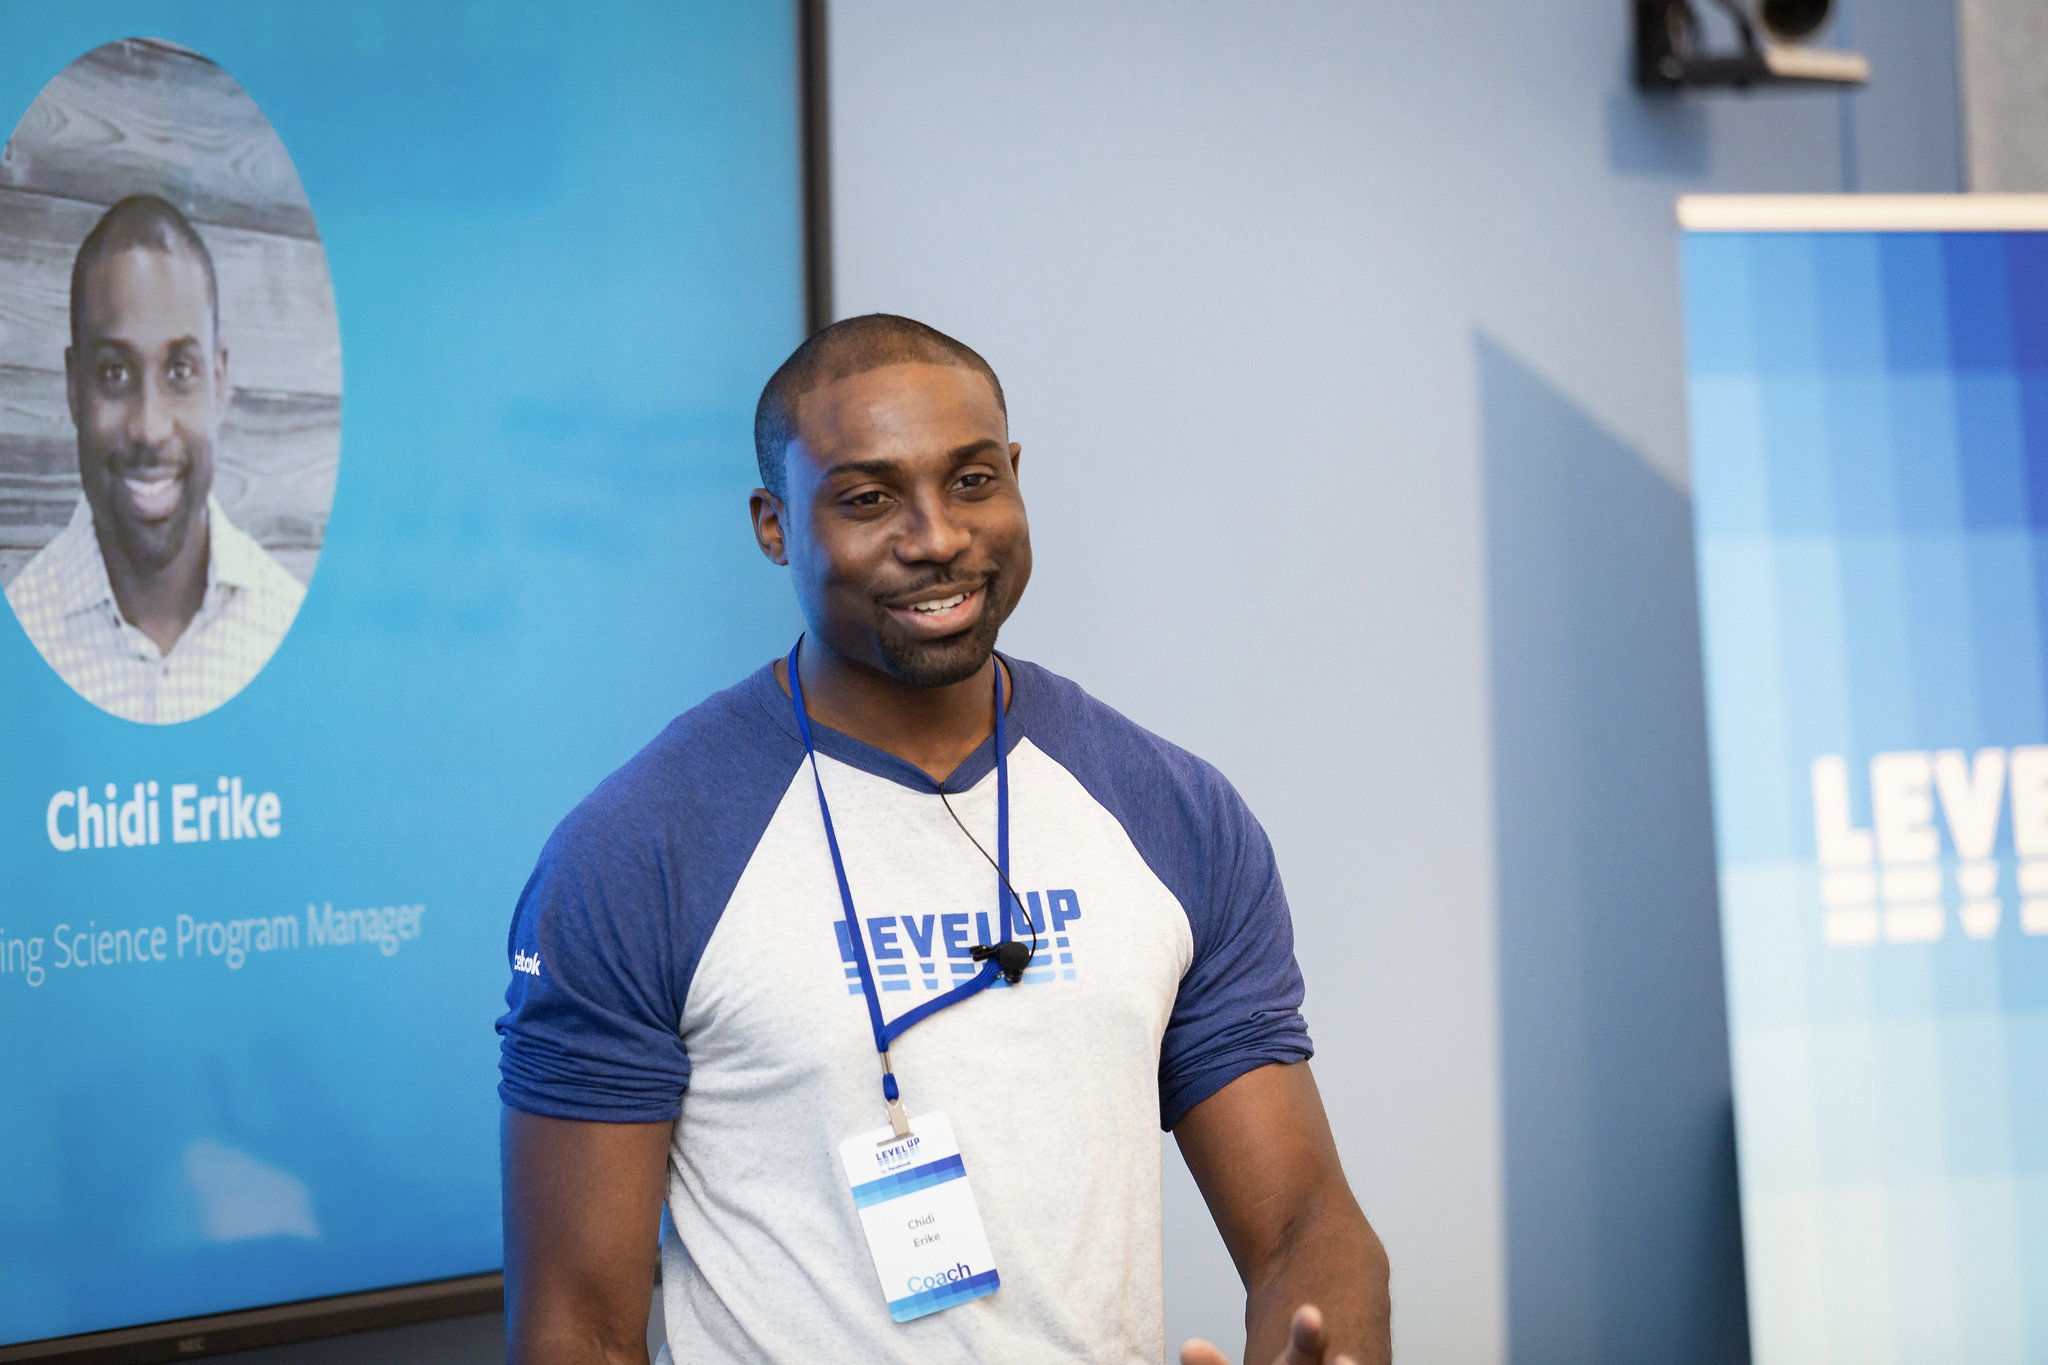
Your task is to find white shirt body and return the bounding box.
[5,496,305,723]
[498,660,1315,1364]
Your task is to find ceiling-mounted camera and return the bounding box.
[1635,0,1869,91]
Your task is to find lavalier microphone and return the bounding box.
[971,939,1033,984]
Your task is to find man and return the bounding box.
[498,315,1390,1363]
[5,193,305,724]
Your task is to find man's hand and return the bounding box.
[1182,1304,1360,1365]
[1174,1063,1390,1365]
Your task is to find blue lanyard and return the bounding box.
[786,638,1015,1127]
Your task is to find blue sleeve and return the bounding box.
[496,670,802,1123]
[496,804,692,1124]
[1153,777,1312,1130]
[1013,660,1313,1130]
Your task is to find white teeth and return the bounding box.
[122,472,182,518]
[910,592,969,614]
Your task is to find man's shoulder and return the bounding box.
[6,502,102,635]
[244,548,308,611]
[498,672,800,1127]
[210,508,307,622]
[1010,656,1289,980]
[546,663,804,865]
[1010,656,1243,815]
[5,542,60,623]
[1008,658,1272,914]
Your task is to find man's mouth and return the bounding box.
[119,469,184,522]
[888,586,981,635]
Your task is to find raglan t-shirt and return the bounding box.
[496,655,1312,1364]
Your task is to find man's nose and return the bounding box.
[128,374,177,450]
[896,491,973,563]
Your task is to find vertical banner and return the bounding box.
[1682,195,2048,1364]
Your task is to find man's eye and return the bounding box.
[847,491,885,508]
[167,360,195,382]
[97,362,128,387]
[958,472,992,490]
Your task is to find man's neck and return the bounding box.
[778,641,1009,784]
[97,517,209,657]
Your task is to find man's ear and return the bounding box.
[749,489,789,566]
[214,345,231,422]
[1009,442,1022,478]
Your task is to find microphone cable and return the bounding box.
[936,783,1041,983]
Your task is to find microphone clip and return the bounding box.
[970,940,1033,984]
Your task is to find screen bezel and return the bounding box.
[0,1275,503,1364]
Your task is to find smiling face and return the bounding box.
[67,244,226,580]
[769,361,1031,688]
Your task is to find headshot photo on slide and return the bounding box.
[0,38,339,725]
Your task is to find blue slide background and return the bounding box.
[0,2,805,1344]
[1686,225,2048,1363]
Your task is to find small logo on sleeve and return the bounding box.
[512,950,541,977]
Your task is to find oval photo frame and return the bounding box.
[0,37,339,725]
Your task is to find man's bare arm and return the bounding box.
[502,1108,673,1365]
[1174,1062,1391,1365]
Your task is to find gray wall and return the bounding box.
[1957,0,2048,190]
[233,2,1964,1361]
[825,2,1957,1363]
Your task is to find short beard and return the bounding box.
[872,582,1007,688]
[105,489,199,574]
[84,447,208,577]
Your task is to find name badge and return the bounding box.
[837,1110,1000,1322]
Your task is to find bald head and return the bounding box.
[71,194,219,350]
[754,313,1005,500]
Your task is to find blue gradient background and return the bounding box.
[1687,226,2048,1364]
[0,2,805,1345]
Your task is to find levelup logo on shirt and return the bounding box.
[834,888,1085,994]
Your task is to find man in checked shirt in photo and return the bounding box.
[5,193,303,724]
